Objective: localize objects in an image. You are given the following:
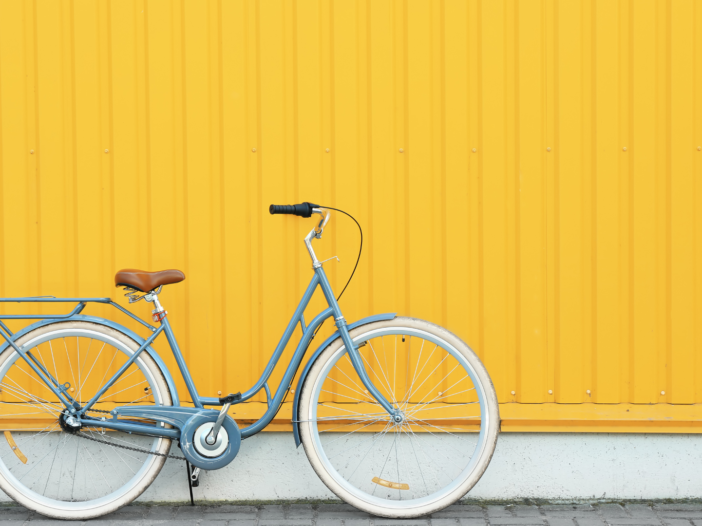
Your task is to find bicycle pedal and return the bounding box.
[218,392,241,404]
[190,466,201,487]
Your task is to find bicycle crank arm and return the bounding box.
[207,402,231,445]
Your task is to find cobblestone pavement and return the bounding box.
[1,502,702,526]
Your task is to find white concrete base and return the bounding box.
[1,433,700,503]
[140,432,701,503]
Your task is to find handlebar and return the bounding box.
[269,202,320,218]
[269,202,331,268]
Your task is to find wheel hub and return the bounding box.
[58,412,82,434]
[193,422,229,458]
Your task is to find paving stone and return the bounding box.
[259,504,286,519]
[457,520,486,526]
[149,521,201,526]
[342,520,371,526]
[662,520,694,526]
[431,505,484,519]
[543,520,574,526]
[227,520,257,526]
[605,519,662,525]
[454,507,485,514]
[656,505,702,512]
[486,507,513,518]
[203,505,258,520]
[321,505,358,512]
[145,506,179,519]
[659,512,702,520]
[176,505,214,518]
[431,520,459,526]
[546,519,575,526]
[372,520,430,525]
[199,521,230,526]
[624,504,657,518]
[572,521,606,526]
[541,506,594,513]
[0,507,31,521]
[541,511,594,520]
[259,520,312,526]
[286,504,314,519]
[318,509,372,519]
[315,520,342,526]
[626,504,658,520]
[486,519,544,525]
[432,512,484,519]
[597,504,628,519]
[102,505,148,519]
[510,507,542,518]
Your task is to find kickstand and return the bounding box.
[185,461,195,506]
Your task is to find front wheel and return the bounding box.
[299,317,499,518]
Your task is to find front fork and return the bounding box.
[315,268,402,422]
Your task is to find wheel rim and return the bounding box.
[306,327,490,510]
[0,328,167,512]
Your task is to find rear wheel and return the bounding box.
[299,317,499,518]
[0,321,172,519]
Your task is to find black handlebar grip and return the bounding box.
[269,202,320,218]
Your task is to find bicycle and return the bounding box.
[0,203,499,520]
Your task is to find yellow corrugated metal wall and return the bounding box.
[0,0,701,431]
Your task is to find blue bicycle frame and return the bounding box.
[0,266,397,442]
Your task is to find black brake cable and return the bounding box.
[310,205,363,336]
[266,206,363,431]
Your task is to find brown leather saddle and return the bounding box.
[114,269,185,293]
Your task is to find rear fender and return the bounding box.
[0,314,180,406]
[292,313,396,447]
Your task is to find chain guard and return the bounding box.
[111,405,241,470]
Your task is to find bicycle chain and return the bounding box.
[69,408,187,462]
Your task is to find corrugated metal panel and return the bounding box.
[0,0,701,431]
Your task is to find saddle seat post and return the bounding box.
[145,290,167,324]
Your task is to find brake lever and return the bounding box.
[312,208,331,238]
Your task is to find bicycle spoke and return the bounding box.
[326,376,374,401]
[320,389,380,405]
[321,416,388,450]
[403,422,458,484]
[366,341,396,402]
[408,401,479,417]
[1,379,63,414]
[402,339,427,408]
[10,364,59,396]
[315,403,387,418]
[401,423,428,493]
[417,385,476,407]
[77,342,106,399]
[372,426,399,496]
[77,338,81,405]
[379,338,397,405]
[0,324,167,511]
[82,444,112,493]
[405,361,458,410]
[303,326,495,508]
